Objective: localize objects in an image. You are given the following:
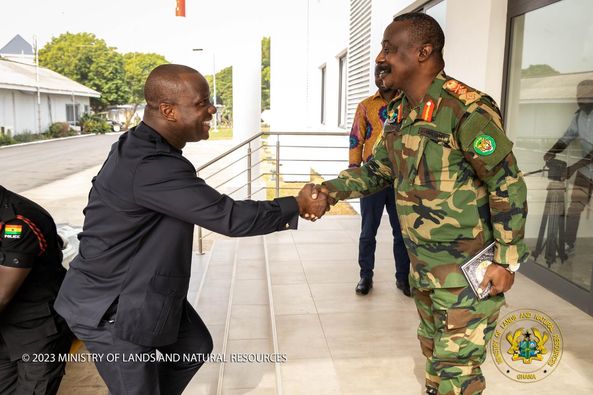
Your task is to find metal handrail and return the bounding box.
[196,131,349,172]
[195,130,349,254]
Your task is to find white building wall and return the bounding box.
[269,1,309,132]
[306,0,350,131]
[271,0,510,133]
[270,0,350,132]
[0,88,90,135]
[444,0,507,104]
[233,35,262,141]
[14,91,36,134]
[0,90,15,134]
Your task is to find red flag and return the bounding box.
[176,0,185,17]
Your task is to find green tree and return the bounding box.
[205,66,233,125]
[123,52,169,128]
[262,36,270,110]
[521,64,560,78]
[202,36,271,125]
[39,32,130,110]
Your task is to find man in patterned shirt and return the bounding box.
[349,64,411,296]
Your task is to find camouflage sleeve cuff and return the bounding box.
[493,241,528,272]
[493,261,521,273]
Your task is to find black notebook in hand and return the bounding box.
[460,242,495,300]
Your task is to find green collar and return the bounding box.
[401,70,447,125]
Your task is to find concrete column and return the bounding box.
[269,0,308,131]
[232,35,261,142]
[444,0,507,104]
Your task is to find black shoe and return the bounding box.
[396,280,411,297]
[355,277,373,295]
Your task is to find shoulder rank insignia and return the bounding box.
[444,79,466,95]
[421,100,435,122]
[444,79,482,105]
[473,135,496,156]
[3,224,23,239]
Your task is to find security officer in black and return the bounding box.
[0,185,73,395]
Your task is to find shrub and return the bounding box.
[80,114,111,134]
[13,132,46,143]
[0,133,15,146]
[47,122,73,138]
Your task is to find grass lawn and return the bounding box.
[265,170,358,216]
[208,127,233,140]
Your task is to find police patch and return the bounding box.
[3,224,22,239]
[473,135,496,156]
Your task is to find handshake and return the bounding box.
[295,183,331,222]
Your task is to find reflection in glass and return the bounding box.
[505,0,593,290]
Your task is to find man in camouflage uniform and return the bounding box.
[312,13,528,395]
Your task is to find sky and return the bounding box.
[1,0,276,73]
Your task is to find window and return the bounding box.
[320,64,326,124]
[338,52,347,127]
[505,0,593,292]
[66,104,80,123]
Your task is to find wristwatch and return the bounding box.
[505,262,520,273]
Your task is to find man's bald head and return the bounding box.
[142,64,215,149]
[144,64,204,113]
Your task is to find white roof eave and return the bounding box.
[0,83,100,98]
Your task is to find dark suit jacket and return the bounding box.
[55,122,299,346]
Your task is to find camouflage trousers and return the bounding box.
[413,286,504,395]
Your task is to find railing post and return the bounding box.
[247,143,252,199]
[196,169,204,255]
[197,226,204,255]
[275,137,280,198]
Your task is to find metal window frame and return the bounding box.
[501,0,593,316]
[400,0,445,16]
[320,64,327,125]
[337,51,347,128]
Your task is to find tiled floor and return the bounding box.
[58,216,593,394]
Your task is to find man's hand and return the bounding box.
[479,263,515,297]
[295,183,330,221]
[543,152,555,162]
[311,184,329,200]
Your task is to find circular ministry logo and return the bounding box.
[490,309,563,383]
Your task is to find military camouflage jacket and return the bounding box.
[323,71,528,289]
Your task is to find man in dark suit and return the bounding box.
[54,64,328,395]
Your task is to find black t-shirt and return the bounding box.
[1,216,47,268]
[0,186,66,354]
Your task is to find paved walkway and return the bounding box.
[58,217,593,394]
